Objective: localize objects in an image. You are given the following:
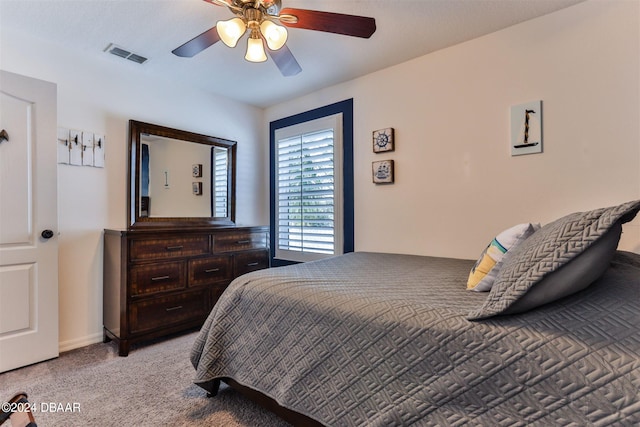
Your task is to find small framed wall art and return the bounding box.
[192,181,203,195]
[510,100,542,156]
[192,163,203,177]
[372,127,394,153]
[372,160,394,184]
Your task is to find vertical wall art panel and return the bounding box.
[511,100,542,156]
[69,129,83,165]
[57,127,70,164]
[81,132,94,166]
[93,133,105,168]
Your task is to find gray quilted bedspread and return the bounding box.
[191,251,640,426]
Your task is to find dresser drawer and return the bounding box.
[130,261,186,296]
[215,232,267,252]
[129,290,209,334]
[189,256,232,287]
[234,250,269,276]
[129,235,210,261]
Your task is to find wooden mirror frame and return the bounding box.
[128,120,237,229]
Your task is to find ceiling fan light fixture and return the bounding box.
[260,20,287,50]
[217,17,246,47]
[245,33,267,62]
[173,0,377,75]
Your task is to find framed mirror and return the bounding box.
[128,120,236,229]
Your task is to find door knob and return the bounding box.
[41,229,54,239]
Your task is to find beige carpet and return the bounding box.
[0,332,291,426]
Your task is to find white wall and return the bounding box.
[265,0,640,259]
[1,27,268,351]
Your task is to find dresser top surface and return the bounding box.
[105,225,268,236]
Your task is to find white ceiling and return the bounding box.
[1,0,585,108]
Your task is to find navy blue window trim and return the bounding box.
[269,98,354,267]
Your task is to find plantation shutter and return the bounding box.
[275,115,343,262]
[213,147,228,217]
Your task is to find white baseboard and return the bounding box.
[58,332,104,353]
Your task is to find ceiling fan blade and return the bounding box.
[279,8,376,38]
[268,44,302,77]
[172,26,221,57]
[202,0,230,6]
[202,0,243,13]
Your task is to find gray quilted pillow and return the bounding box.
[467,200,640,320]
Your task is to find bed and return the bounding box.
[191,200,640,426]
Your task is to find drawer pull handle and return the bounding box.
[237,240,251,244]
[247,262,259,267]
[151,275,171,281]
[165,305,183,312]
[205,268,220,273]
[166,245,184,251]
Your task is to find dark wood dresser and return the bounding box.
[103,226,269,356]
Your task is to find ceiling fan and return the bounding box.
[172,0,376,76]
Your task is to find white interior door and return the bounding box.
[0,70,58,373]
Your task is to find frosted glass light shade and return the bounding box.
[260,20,288,50]
[245,37,267,62]
[217,18,246,48]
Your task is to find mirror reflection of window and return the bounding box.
[213,147,228,218]
[140,143,150,217]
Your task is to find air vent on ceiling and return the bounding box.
[104,43,148,64]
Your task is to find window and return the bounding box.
[270,99,354,266]
[212,147,228,217]
[275,116,342,262]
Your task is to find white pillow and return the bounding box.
[467,223,540,292]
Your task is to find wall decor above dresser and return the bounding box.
[103,120,269,356]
